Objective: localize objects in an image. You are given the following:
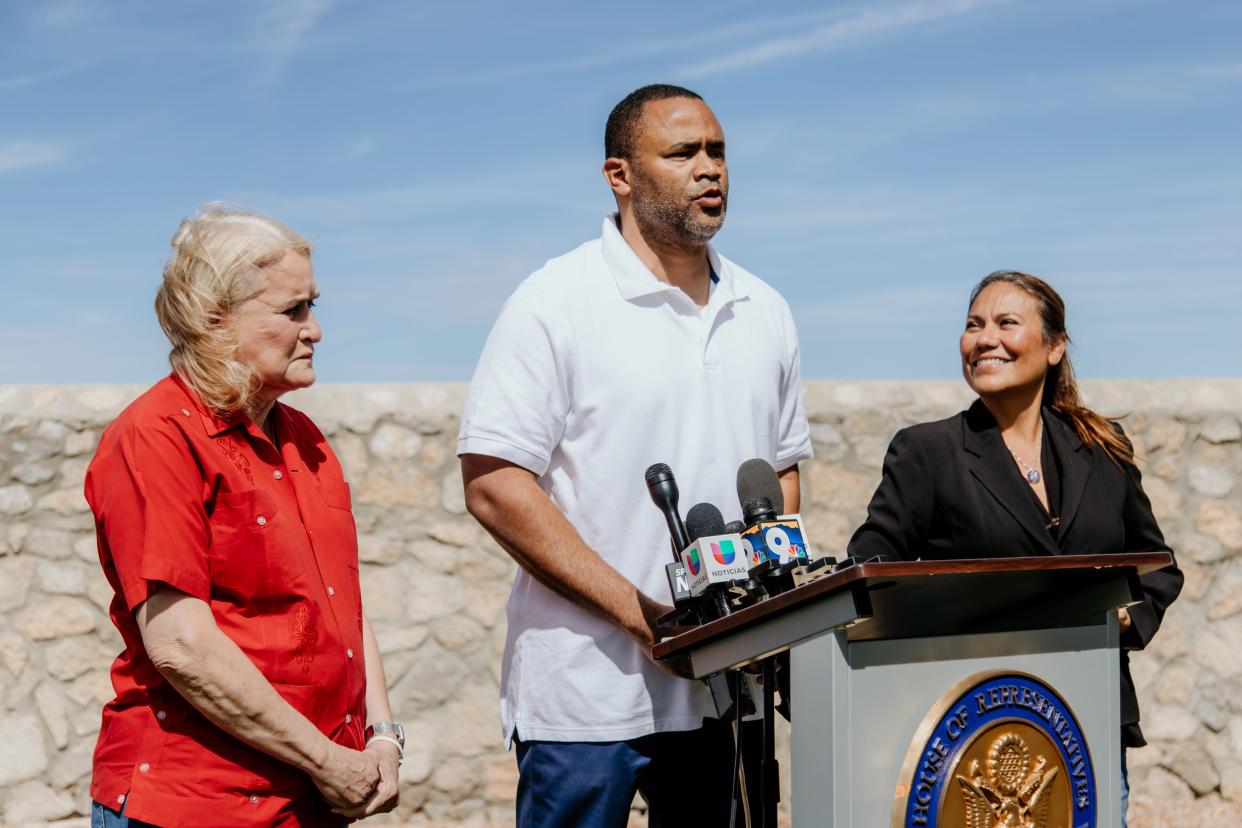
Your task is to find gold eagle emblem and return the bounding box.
[955,732,1058,828]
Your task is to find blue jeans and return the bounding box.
[515,719,736,828]
[91,799,159,828]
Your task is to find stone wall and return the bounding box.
[0,380,1238,826]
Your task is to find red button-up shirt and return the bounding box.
[85,375,366,827]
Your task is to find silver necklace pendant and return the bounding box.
[1025,468,1041,485]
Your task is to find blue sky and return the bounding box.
[1,0,1239,383]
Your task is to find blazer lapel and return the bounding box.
[961,401,1060,555]
[1044,409,1092,537]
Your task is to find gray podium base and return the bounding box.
[790,613,1121,828]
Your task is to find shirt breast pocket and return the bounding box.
[209,489,307,597]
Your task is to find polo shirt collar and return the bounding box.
[600,214,749,305]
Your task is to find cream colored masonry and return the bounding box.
[0,380,1238,826]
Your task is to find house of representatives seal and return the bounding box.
[892,671,1097,828]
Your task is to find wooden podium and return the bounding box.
[652,553,1173,828]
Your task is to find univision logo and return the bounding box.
[711,540,737,565]
[685,546,702,576]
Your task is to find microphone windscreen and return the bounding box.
[645,462,674,487]
[723,520,745,534]
[742,496,776,527]
[686,502,726,541]
[737,458,784,514]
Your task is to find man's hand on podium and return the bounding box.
[1118,607,1132,632]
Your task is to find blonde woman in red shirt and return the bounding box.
[85,206,402,826]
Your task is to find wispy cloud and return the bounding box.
[345,137,377,158]
[248,0,336,83]
[1194,62,1242,79]
[29,0,103,29]
[677,0,1007,79]
[0,62,92,92]
[0,141,70,175]
[409,9,850,89]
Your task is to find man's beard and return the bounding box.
[629,164,727,250]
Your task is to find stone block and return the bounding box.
[0,484,34,515]
[1144,766,1195,801]
[357,534,401,565]
[37,487,90,514]
[1164,741,1220,794]
[370,424,423,460]
[1199,416,1242,444]
[1182,532,1227,564]
[389,643,470,709]
[806,463,875,513]
[12,460,56,485]
[440,685,501,759]
[431,615,485,650]
[1207,559,1242,621]
[401,718,437,785]
[0,712,48,784]
[1197,499,1242,550]
[1154,660,1198,706]
[1146,418,1188,452]
[1141,476,1181,525]
[406,572,466,625]
[356,464,438,508]
[65,668,112,706]
[464,586,509,629]
[410,540,459,575]
[24,527,75,560]
[1223,764,1242,803]
[426,522,480,549]
[440,470,467,515]
[35,681,71,749]
[375,625,429,656]
[3,779,76,823]
[0,630,28,677]
[44,635,113,682]
[38,559,88,595]
[810,422,849,462]
[1189,462,1234,497]
[50,737,94,789]
[1141,705,1200,742]
[430,754,478,798]
[0,557,38,612]
[14,596,97,640]
[63,429,98,457]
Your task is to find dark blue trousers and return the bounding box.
[515,718,736,828]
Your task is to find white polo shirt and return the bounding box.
[458,215,813,744]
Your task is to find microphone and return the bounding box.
[680,501,752,619]
[736,459,815,595]
[737,458,784,515]
[645,463,691,558]
[686,502,726,541]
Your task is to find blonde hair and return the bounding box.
[154,204,312,415]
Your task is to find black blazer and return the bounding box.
[847,400,1184,744]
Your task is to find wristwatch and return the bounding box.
[365,721,405,764]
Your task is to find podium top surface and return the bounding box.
[652,552,1172,660]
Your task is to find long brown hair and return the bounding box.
[969,270,1133,465]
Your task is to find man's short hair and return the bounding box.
[605,84,704,160]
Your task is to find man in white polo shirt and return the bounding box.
[458,84,812,827]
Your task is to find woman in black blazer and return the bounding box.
[848,270,1183,825]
